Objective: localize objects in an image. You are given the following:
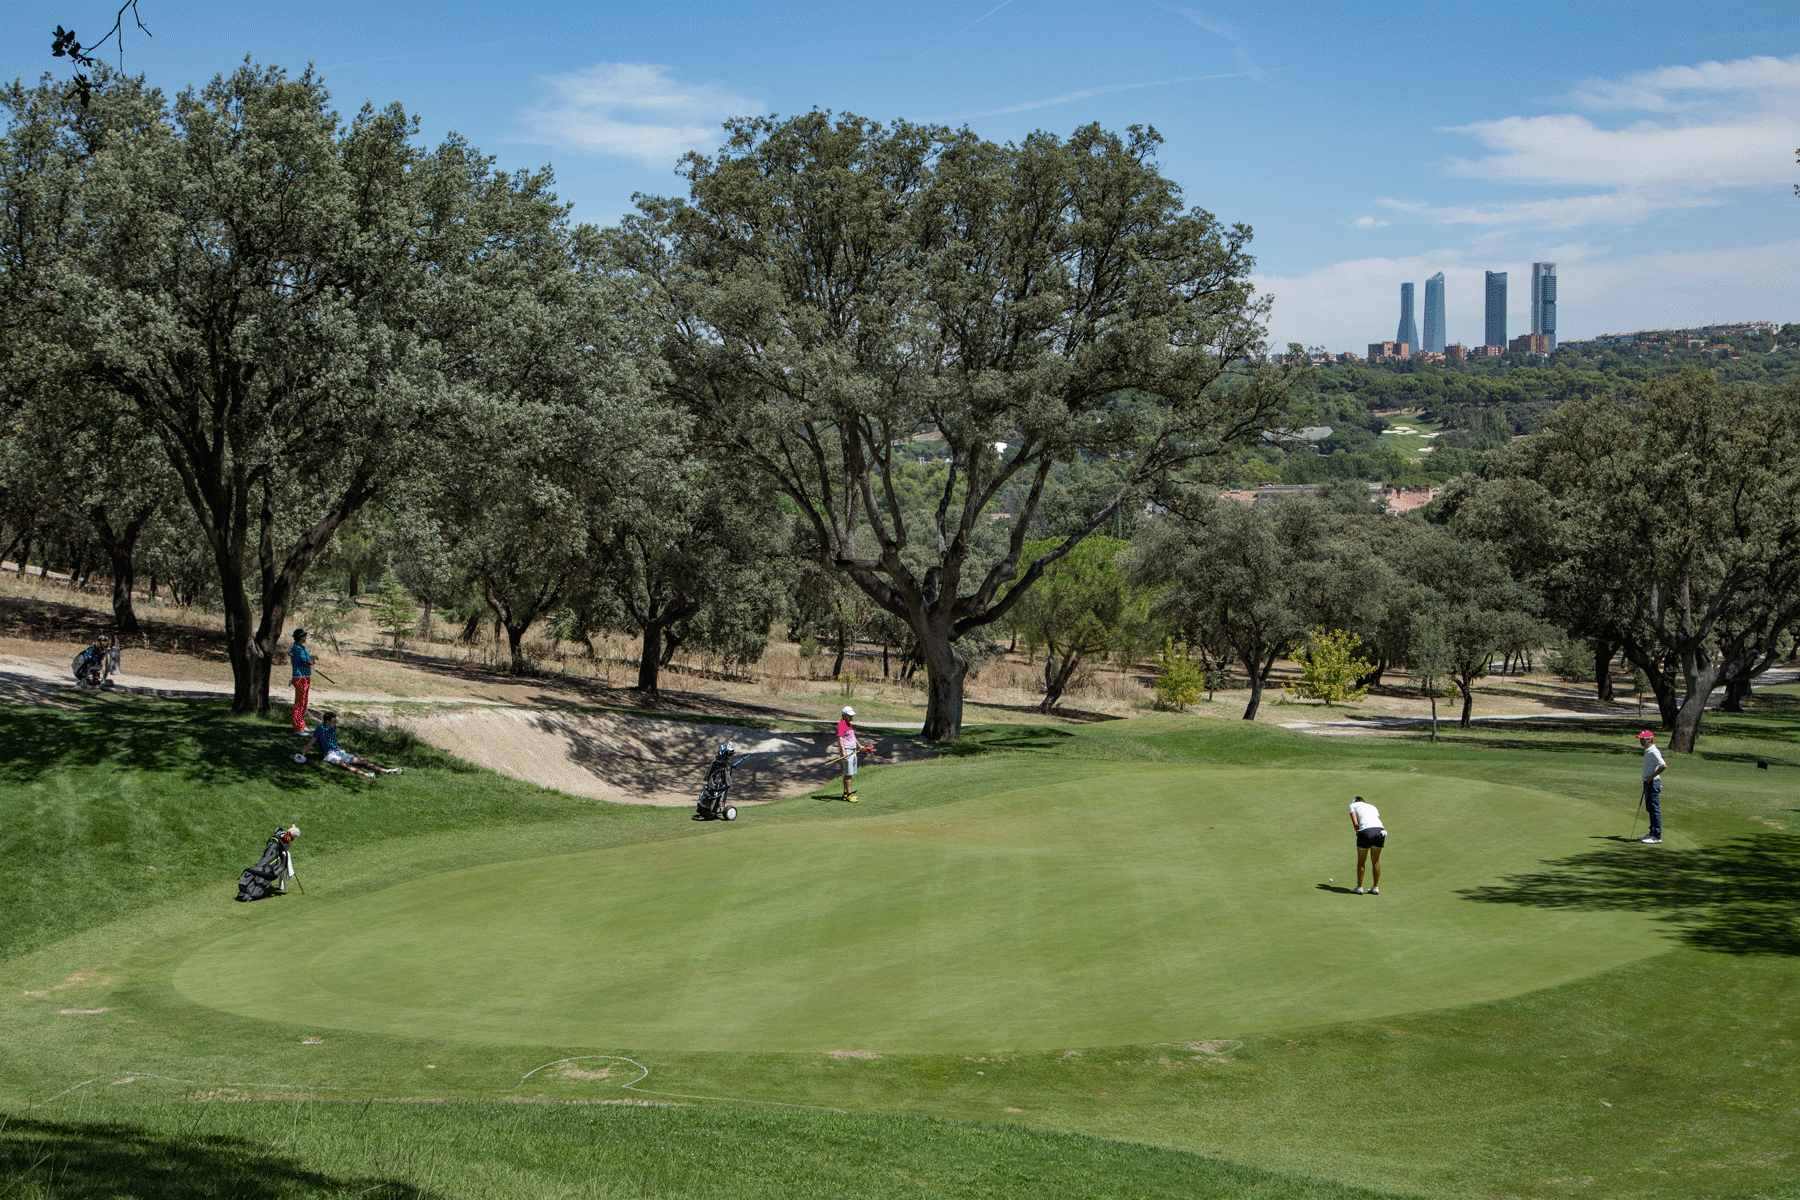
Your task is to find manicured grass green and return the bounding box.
[2,690,1796,1198]
[174,768,1668,1051]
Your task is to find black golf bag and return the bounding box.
[236,828,295,901]
[693,743,744,821]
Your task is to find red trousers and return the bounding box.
[292,675,311,732]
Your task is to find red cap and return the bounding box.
[1637,730,1655,739]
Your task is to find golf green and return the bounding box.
[175,768,1672,1053]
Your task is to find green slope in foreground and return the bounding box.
[175,768,1671,1052]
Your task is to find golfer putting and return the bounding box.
[303,712,401,779]
[834,706,873,802]
[1349,795,1385,894]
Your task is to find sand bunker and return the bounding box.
[373,706,928,807]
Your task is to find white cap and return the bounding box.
[286,825,300,838]
[842,706,855,717]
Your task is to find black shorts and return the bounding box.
[1356,828,1386,849]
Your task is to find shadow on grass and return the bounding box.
[1460,832,1800,955]
[0,1113,445,1199]
[934,725,1079,757]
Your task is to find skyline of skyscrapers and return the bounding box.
[1369,266,1560,356]
[1423,272,1446,354]
[1531,262,1557,354]
[1485,271,1508,348]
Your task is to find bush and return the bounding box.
[1291,628,1373,705]
[1155,639,1204,711]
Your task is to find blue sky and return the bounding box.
[4,1,1795,350]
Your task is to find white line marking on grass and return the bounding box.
[517,1056,846,1113]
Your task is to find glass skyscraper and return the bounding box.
[1397,282,1418,350]
[1531,262,1557,353]
[1423,272,1446,353]
[1485,271,1508,348]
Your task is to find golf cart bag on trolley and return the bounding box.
[236,825,300,901]
[71,637,120,687]
[693,743,746,821]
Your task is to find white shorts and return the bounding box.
[842,752,858,776]
[324,748,353,765]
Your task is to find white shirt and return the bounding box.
[1349,800,1383,831]
[1643,744,1665,780]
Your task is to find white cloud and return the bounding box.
[1254,240,1800,351]
[1569,53,1800,114]
[1353,216,1389,228]
[1376,188,1727,232]
[519,63,760,164]
[1440,112,1799,189]
[1390,53,1800,234]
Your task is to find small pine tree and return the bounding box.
[1292,628,1374,706]
[371,576,415,654]
[1155,638,1205,711]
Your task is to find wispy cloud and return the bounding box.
[968,73,1251,118]
[518,63,760,164]
[1387,53,1800,233]
[1568,53,1800,114]
[1353,216,1389,229]
[1170,8,1265,82]
[918,0,1019,59]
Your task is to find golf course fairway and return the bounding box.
[174,767,1672,1053]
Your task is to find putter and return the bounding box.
[1628,794,1642,841]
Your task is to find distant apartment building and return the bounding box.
[1396,283,1418,349]
[1510,332,1550,355]
[1468,344,1505,358]
[1530,262,1557,353]
[1367,341,1410,362]
[1422,272,1446,353]
[1484,271,1507,347]
[1444,344,1467,361]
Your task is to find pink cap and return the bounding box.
[1636,730,1655,739]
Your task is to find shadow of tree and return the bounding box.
[1459,833,1800,955]
[0,1113,446,1199]
[0,698,340,794]
[935,725,1079,757]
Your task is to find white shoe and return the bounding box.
[1638,836,1661,844]
[382,767,402,775]
[1352,887,1364,894]
[1371,887,1380,895]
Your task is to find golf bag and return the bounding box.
[236,828,295,901]
[71,647,102,686]
[693,743,744,821]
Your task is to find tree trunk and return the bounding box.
[637,621,667,692]
[1457,674,1475,728]
[1428,692,1438,742]
[830,637,848,681]
[459,611,482,643]
[505,621,531,674]
[1595,640,1615,702]
[1040,648,1084,714]
[1619,642,1680,729]
[919,634,969,741]
[91,503,156,635]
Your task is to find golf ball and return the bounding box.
[293,753,307,765]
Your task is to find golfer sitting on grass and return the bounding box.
[1349,796,1385,895]
[304,712,401,779]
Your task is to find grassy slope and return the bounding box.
[1,691,1796,1199]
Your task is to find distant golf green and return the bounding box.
[176,767,1670,1052]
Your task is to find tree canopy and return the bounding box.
[615,111,1295,740]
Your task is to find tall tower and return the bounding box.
[1396,282,1418,350]
[1531,262,1557,353]
[1485,271,1508,348]
[1423,272,1446,353]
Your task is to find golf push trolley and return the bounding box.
[694,742,749,821]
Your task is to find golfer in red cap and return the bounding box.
[1636,729,1666,843]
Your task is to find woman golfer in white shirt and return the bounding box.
[1349,796,1385,895]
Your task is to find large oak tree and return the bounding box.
[616,112,1294,740]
